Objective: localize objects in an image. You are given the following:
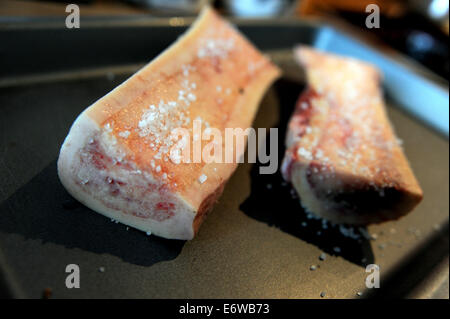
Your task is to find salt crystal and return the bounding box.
[315,149,324,159]
[197,38,235,59]
[187,93,196,101]
[297,147,313,161]
[118,130,130,139]
[198,174,207,184]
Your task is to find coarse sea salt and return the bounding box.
[118,130,130,139]
[198,174,208,184]
[197,38,235,59]
[297,147,313,161]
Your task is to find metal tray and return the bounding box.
[0,16,448,299]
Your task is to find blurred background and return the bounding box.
[0,0,448,80]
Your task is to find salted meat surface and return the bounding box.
[58,7,281,240]
[281,46,423,225]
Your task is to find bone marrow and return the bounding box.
[57,7,281,240]
[281,46,423,225]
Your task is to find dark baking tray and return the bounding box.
[0,16,448,299]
